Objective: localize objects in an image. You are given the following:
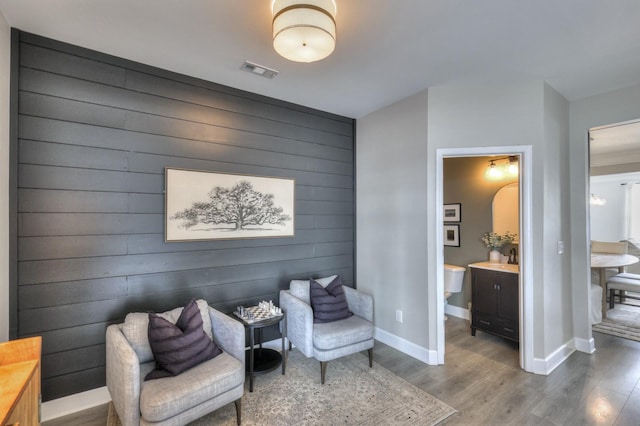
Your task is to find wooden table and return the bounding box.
[0,336,41,426]
[590,253,639,318]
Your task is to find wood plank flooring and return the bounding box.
[43,317,640,425]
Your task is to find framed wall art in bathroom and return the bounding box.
[443,224,460,247]
[443,203,461,222]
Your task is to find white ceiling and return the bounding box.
[2,0,640,118]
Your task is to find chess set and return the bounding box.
[234,301,283,324]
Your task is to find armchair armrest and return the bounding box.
[344,287,374,322]
[106,324,141,426]
[208,306,245,365]
[279,290,314,358]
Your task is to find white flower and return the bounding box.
[481,231,516,251]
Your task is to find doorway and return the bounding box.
[435,146,534,372]
[588,119,640,335]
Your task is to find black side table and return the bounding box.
[234,310,287,392]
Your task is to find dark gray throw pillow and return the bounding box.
[310,275,353,323]
[145,299,222,381]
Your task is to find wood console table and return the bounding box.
[0,336,42,426]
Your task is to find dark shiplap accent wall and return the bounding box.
[12,31,355,400]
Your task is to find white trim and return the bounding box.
[531,340,576,375]
[374,327,437,365]
[435,145,534,373]
[445,304,470,320]
[573,336,596,354]
[42,386,111,422]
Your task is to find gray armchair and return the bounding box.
[106,300,245,426]
[279,276,374,384]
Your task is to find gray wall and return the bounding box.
[356,90,429,350]
[569,81,640,349]
[12,31,355,400]
[443,156,518,310]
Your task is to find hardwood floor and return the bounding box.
[44,317,640,426]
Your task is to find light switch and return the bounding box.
[557,241,565,254]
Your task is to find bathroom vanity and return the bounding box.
[468,262,519,342]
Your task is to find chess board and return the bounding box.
[234,305,283,324]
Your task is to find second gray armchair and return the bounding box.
[279,275,374,384]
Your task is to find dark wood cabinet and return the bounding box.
[470,268,519,342]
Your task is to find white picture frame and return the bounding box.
[443,224,460,247]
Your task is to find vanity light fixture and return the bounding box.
[485,156,519,180]
[486,160,504,179]
[272,0,337,63]
[506,156,518,176]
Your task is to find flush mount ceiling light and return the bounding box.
[271,0,337,63]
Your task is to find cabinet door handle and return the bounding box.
[503,327,514,333]
[479,320,491,325]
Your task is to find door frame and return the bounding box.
[435,145,534,372]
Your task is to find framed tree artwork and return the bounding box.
[165,168,295,242]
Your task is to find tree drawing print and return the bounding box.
[171,180,291,231]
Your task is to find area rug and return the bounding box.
[593,303,640,342]
[108,350,456,425]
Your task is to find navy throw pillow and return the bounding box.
[145,299,222,381]
[309,275,353,323]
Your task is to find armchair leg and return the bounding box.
[234,398,242,425]
[368,348,373,368]
[320,361,328,384]
[289,340,292,351]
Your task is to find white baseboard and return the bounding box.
[531,339,576,375]
[445,304,470,320]
[42,386,111,422]
[374,327,437,365]
[574,336,596,354]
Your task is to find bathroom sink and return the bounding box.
[468,261,519,274]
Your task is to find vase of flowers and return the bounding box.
[481,231,516,263]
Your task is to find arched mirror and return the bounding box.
[492,182,519,243]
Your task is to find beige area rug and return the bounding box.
[593,302,640,342]
[108,350,456,425]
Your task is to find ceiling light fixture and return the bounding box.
[590,193,607,206]
[486,160,504,179]
[485,156,519,180]
[271,0,337,63]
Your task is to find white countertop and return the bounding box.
[468,261,519,274]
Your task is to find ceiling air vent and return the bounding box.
[240,60,279,79]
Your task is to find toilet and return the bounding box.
[444,264,466,317]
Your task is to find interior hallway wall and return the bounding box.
[569,81,640,349]
[356,89,429,351]
[427,82,571,363]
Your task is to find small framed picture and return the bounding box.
[443,203,461,222]
[444,224,460,247]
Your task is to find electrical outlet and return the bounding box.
[396,309,403,323]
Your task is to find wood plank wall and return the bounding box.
[12,31,355,400]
